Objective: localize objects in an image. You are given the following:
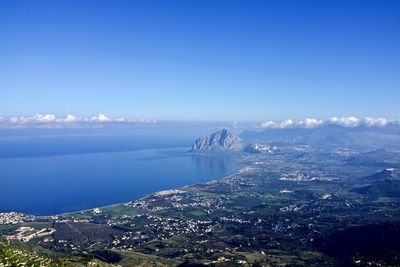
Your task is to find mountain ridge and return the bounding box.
[189,129,243,153]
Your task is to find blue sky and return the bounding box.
[0,0,399,121]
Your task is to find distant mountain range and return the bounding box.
[240,124,400,148]
[190,124,400,153]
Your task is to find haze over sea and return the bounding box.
[0,127,238,216]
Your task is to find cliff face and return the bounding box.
[189,129,243,152]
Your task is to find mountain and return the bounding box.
[363,168,400,182]
[351,180,400,197]
[351,168,400,197]
[189,129,243,152]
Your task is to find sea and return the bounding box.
[0,128,239,215]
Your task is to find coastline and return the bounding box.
[0,147,241,216]
[0,157,245,219]
[50,167,245,217]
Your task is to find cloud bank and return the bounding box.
[0,114,156,128]
[260,117,399,129]
[0,114,397,130]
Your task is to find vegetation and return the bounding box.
[0,241,71,267]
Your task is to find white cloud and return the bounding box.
[279,119,295,128]
[0,114,137,128]
[329,116,360,127]
[35,114,56,123]
[363,117,389,127]
[261,118,321,129]
[4,114,56,125]
[260,120,276,128]
[9,117,20,124]
[298,118,323,128]
[61,114,78,123]
[260,116,398,129]
[90,113,112,122]
[261,119,295,129]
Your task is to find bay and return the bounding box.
[0,146,237,215]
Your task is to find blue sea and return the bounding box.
[0,128,238,215]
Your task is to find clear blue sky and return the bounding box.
[0,0,399,121]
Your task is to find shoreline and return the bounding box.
[49,167,244,218]
[0,157,244,218]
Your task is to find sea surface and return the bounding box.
[0,133,238,215]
